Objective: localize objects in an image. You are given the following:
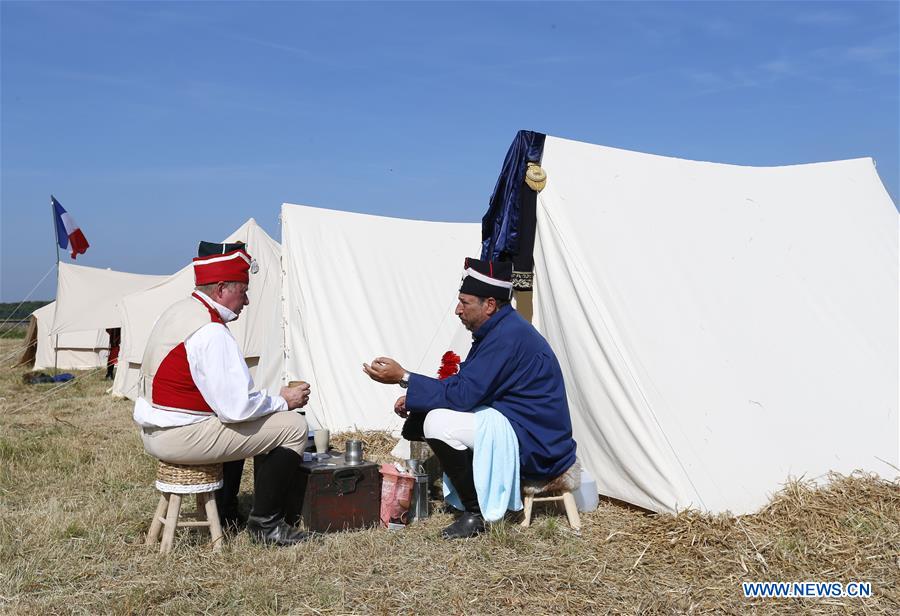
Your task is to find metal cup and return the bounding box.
[345,439,364,465]
[287,381,310,415]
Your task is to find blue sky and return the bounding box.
[2,1,897,302]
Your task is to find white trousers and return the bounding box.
[423,408,477,451]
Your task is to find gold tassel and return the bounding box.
[525,162,547,192]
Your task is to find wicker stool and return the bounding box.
[521,460,582,532]
[145,461,225,553]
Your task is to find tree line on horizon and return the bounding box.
[0,301,51,322]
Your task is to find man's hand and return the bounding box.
[362,356,406,384]
[280,381,311,410]
[394,395,408,418]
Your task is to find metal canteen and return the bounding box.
[406,459,430,521]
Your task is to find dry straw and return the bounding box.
[1,339,897,614]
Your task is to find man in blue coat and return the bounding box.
[364,257,577,539]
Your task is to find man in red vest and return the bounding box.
[105,327,120,380]
[133,242,313,546]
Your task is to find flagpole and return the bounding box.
[50,195,60,376]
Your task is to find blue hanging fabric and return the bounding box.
[480,130,546,262]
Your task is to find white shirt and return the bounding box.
[133,291,287,429]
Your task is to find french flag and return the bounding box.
[52,195,90,259]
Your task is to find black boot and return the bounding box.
[426,439,485,539]
[247,447,314,546]
[215,459,247,533]
[247,512,311,546]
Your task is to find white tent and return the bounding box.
[113,218,284,399]
[280,203,480,431]
[22,263,166,371]
[530,135,898,514]
[27,302,109,370]
[50,263,168,336]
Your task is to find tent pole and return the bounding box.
[50,195,60,376]
[510,176,538,324]
[513,290,534,323]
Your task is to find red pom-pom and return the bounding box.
[437,351,461,380]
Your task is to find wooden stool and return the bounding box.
[521,460,582,532]
[145,461,225,554]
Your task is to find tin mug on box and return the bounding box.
[345,439,364,465]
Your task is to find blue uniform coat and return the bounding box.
[406,304,577,480]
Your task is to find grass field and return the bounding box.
[1,337,897,615]
[0,323,27,340]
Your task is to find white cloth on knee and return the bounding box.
[432,406,523,521]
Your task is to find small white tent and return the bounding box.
[50,263,168,336]
[22,264,167,371]
[26,302,109,370]
[530,135,898,515]
[113,218,284,399]
[280,204,480,431]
